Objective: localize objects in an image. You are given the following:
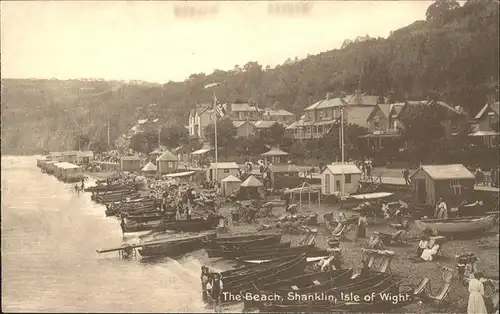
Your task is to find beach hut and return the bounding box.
[142,161,157,176]
[207,162,240,183]
[77,151,94,166]
[320,163,362,196]
[157,150,178,174]
[239,175,264,200]
[48,152,63,162]
[268,164,300,189]
[261,147,289,164]
[120,156,142,172]
[62,151,78,163]
[410,164,475,206]
[221,175,242,197]
[149,149,163,163]
[54,162,83,182]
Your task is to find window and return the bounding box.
[345,174,352,184]
[450,179,462,195]
[319,110,323,119]
[224,169,230,173]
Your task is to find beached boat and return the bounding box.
[138,232,217,257]
[235,245,328,261]
[154,217,220,233]
[342,192,395,209]
[261,272,393,311]
[120,219,163,233]
[223,254,308,296]
[206,242,291,258]
[243,269,355,309]
[124,212,165,223]
[204,233,282,249]
[221,255,304,285]
[85,184,134,193]
[414,214,497,236]
[237,256,327,265]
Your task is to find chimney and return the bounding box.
[355,89,362,104]
[326,92,332,100]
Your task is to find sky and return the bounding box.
[1,1,435,83]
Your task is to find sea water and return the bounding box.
[1,155,239,313]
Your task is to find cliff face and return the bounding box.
[1,1,498,155]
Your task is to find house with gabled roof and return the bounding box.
[287,90,382,140]
[188,103,214,141]
[469,101,499,147]
[360,103,405,150]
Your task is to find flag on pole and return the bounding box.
[215,98,226,118]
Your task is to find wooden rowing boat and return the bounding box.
[204,234,282,249]
[206,233,282,244]
[261,272,393,311]
[222,255,304,285]
[242,269,354,310]
[154,217,220,232]
[120,219,163,233]
[205,242,291,258]
[138,232,217,257]
[223,254,308,297]
[414,214,497,236]
[235,245,328,261]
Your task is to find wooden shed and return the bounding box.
[77,150,94,166]
[54,162,83,182]
[120,156,142,172]
[240,175,264,200]
[261,147,289,165]
[141,161,157,177]
[157,150,178,174]
[268,164,300,189]
[149,149,163,163]
[320,163,362,196]
[411,164,475,206]
[221,175,242,197]
[207,162,240,183]
[62,151,78,163]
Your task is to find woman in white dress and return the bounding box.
[421,243,440,261]
[468,272,488,314]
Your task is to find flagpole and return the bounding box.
[213,88,218,184]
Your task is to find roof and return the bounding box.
[469,131,500,137]
[62,151,78,156]
[232,121,254,128]
[377,104,392,118]
[474,102,500,119]
[230,103,260,112]
[54,162,81,169]
[390,103,405,117]
[304,97,344,111]
[191,148,212,155]
[263,109,295,116]
[142,162,157,172]
[253,120,278,129]
[77,151,94,158]
[138,119,148,124]
[221,175,242,183]
[269,164,300,173]
[412,164,475,180]
[323,163,362,175]
[346,106,374,127]
[344,94,380,106]
[149,149,163,155]
[157,150,178,161]
[121,155,141,161]
[166,171,195,178]
[241,175,263,187]
[261,147,289,156]
[210,162,239,169]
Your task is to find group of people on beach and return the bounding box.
[200,266,224,311]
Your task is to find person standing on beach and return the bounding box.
[435,197,448,219]
[211,273,223,312]
[402,168,410,185]
[355,213,368,241]
[468,272,488,314]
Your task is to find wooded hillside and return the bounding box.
[1,0,498,155]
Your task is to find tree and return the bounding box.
[160,125,189,149]
[129,131,158,154]
[426,0,460,23]
[204,118,237,156]
[400,103,447,163]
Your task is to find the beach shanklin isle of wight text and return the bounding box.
[223,291,412,304]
